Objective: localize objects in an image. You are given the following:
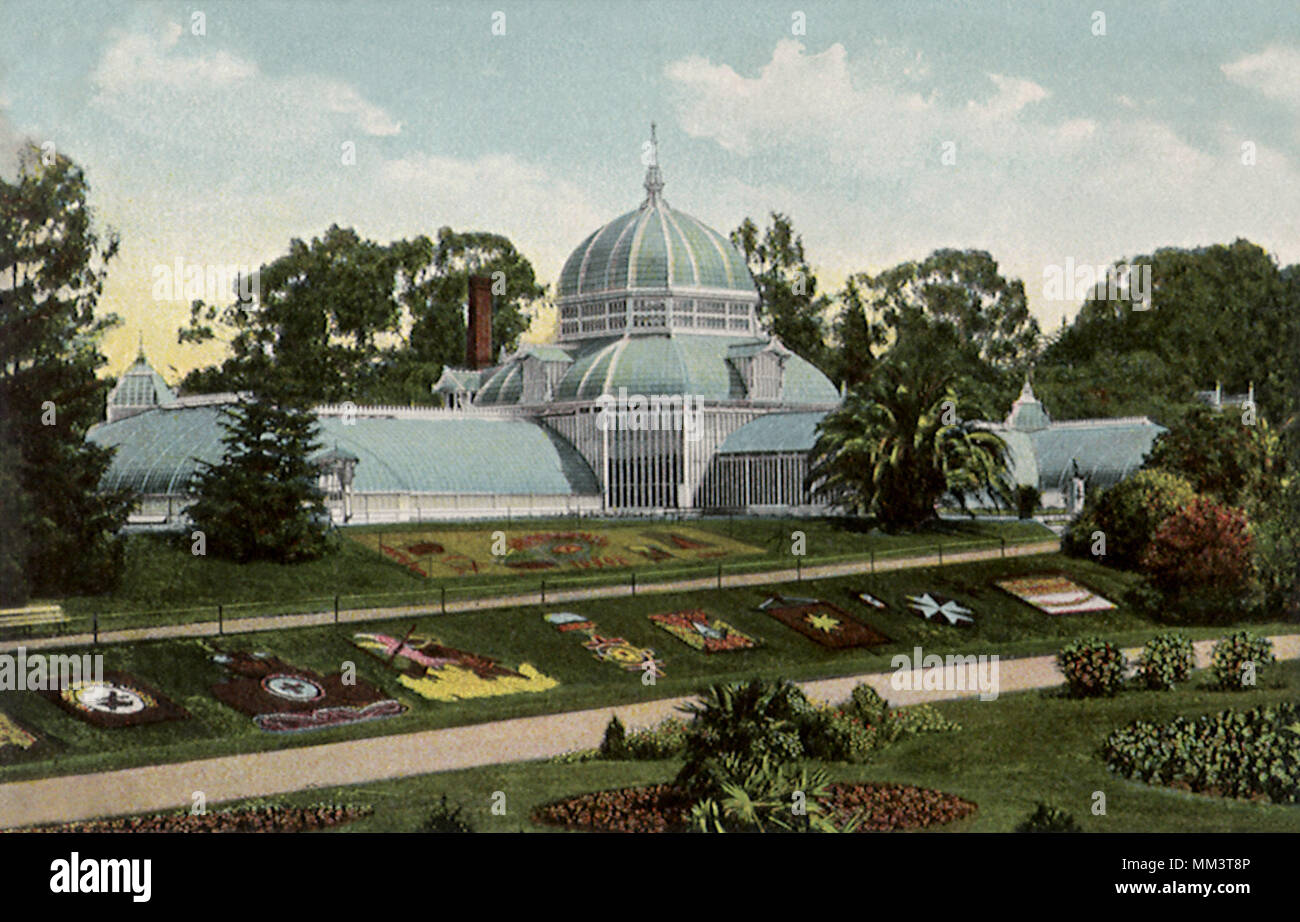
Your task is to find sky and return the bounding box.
[3,0,1299,382]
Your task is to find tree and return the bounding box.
[380,227,544,402]
[1037,239,1294,423]
[186,395,332,563]
[1140,498,1256,623]
[1143,404,1284,514]
[731,214,831,371]
[808,317,1011,529]
[0,144,132,602]
[1063,469,1196,569]
[833,249,1040,415]
[179,225,545,406]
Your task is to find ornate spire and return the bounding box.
[643,122,664,205]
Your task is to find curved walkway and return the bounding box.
[0,539,1060,653]
[3,631,1297,830]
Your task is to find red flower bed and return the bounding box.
[531,783,975,833]
[10,803,372,833]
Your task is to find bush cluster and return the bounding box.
[1210,631,1276,691]
[1135,632,1195,691]
[1016,803,1082,833]
[1103,703,1300,802]
[1056,636,1127,698]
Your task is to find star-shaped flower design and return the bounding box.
[907,593,974,626]
[806,612,840,633]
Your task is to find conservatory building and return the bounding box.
[89,133,841,525]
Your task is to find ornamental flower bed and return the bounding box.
[1102,703,1300,803]
[11,803,373,833]
[353,631,557,702]
[648,610,759,653]
[531,782,976,833]
[40,671,190,729]
[760,598,890,649]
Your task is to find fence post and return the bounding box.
[541,579,546,604]
[717,563,722,590]
[796,557,802,581]
[93,612,98,646]
[1000,536,1006,558]
[441,585,447,614]
[631,572,636,597]
[937,543,943,565]
[218,604,223,636]
[334,594,340,624]
[871,549,875,574]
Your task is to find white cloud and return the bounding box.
[1222,45,1300,106]
[90,23,401,146]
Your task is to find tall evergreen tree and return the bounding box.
[0,143,132,602]
[186,394,332,563]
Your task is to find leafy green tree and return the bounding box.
[0,144,132,601]
[179,225,544,405]
[1139,498,1257,623]
[1037,239,1294,423]
[186,395,332,563]
[1063,469,1196,568]
[1144,404,1284,513]
[380,227,544,402]
[808,318,1011,529]
[731,214,831,371]
[833,249,1039,415]
[828,273,888,391]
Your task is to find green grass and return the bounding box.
[36,516,1050,635]
[197,659,1300,833]
[2,548,1292,785]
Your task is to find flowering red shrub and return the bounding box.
[1140,497,1256,622]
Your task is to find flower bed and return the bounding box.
[648,610,759,653]
[531,782,976,833]
[1102,702,1300,802]
[11,803,373,833]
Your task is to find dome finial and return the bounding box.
[643,122,664,205]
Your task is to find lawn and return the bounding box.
[2,549,1292,786]
[43,516,1050,634]
[195,659,1300,833]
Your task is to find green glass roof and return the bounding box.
[110,356,175,407]
[88,406,599,496]
[542,334,840,404]
[557,201,756,298]
[717,412,829,454]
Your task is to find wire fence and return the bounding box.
[2,534,1059,645]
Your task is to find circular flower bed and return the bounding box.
[10,803,372,833]
[531,783,976,833]
[1103,703,1300,803]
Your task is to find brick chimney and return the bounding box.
[467,275,493,369]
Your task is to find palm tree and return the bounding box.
[808,321,1011,529]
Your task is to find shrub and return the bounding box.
[688,757,840,833]
[801,706,879,763]
[1103,703,1300,802]
[1209,631,1276,691]
[1015,484,1041,520]
[1064,470,1196,568]
[840,682,889,726]
[626,717,690,760]
[599,715,629,759]
[1140,498,1257,623]
[423,795,474,833]
[1135,632,1194,691]
[676,679,815,798]
[882,704,962,742]
[1017,803,1081,833]
[1056,636,1127,698]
